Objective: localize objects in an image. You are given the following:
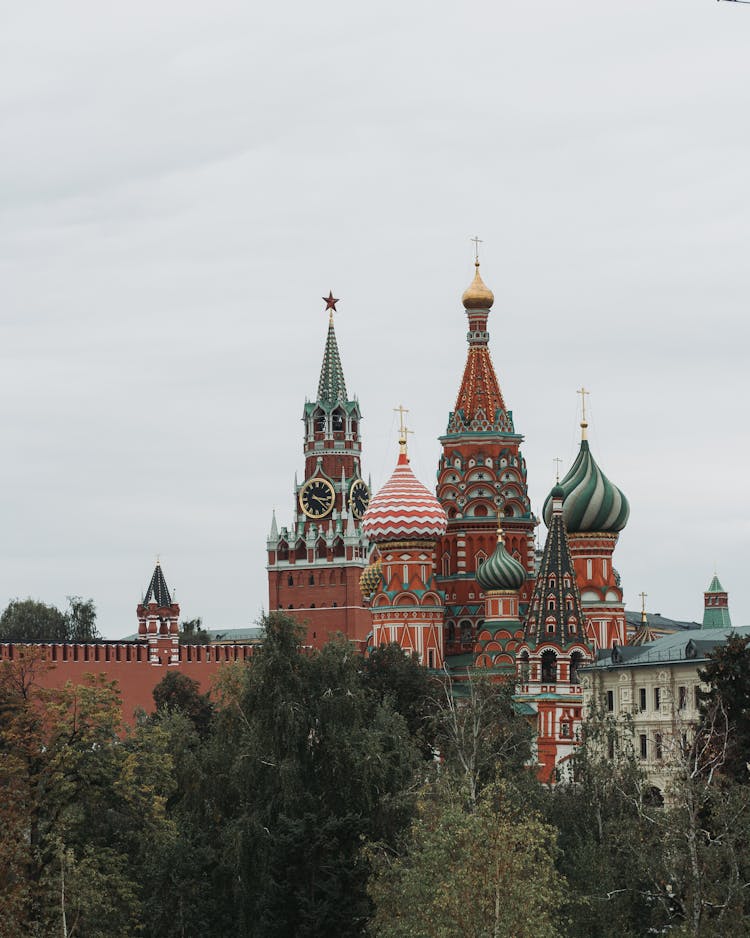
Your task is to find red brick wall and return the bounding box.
[0,642,255,724]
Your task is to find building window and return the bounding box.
[519,651,530,682]
[694,685,702,710]
[655,733,663,761]
[654,687,661,711]
[570,651,584,684]
[639,688,647,712]
[639,734,647,760]
[287,575,293,586]
[608,737,616,760]
[541,650,557,683]
[427,649,435,669]
[560,721,571,738]
[547,596,556,611]
[606,690,614,713]
[309,574,315,586]
[678,686,687,710]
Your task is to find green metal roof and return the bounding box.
[582,625,750,672]
[317,319,348,405]
[706,574,725,594]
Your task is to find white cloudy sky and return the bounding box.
[2,1,749,638]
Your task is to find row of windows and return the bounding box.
[287,571,347,586]
[605,684,701,714]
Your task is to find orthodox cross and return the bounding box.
[553,457,563,483]
[394,404,413,452]
[470,235,483,263]
[577,386,590,423]
[639,591,648,615]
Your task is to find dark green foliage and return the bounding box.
[15,614,750,936]
[546,709,667,938]
[699,632,750,783]
[360,642,437,756]
[152,670,214,735]
[0,596,100,643]
[432,672,534,805]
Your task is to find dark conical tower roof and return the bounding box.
[317,314,348,405]
[144,561,172,606]
[524,490,587,648]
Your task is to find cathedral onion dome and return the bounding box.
[359,559,383,598]
[476,530,526,593]
[461,261,494,310]
[362,452,448,542]
[542,440,629,533]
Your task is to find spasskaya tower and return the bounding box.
[266,293,372,649]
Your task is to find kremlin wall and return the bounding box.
[0,259,729,781]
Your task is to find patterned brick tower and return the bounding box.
[266,294,371,649]
[542,397,629,651]
[436,258,536,655]
[516,484,593,783]
[361,421,448,669]
[473,520,527,675]
[137,560,180,666]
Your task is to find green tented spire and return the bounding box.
[317,317,348,405]
[702,573,732,630]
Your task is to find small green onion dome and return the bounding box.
[359,559,383,598]
[476,537,526,592]
[543,440,629,533]
[550,483,565,500]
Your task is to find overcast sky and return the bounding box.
[2,1,749,638]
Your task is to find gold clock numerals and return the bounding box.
[299,477,335,519]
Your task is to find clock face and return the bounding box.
[348,478,370,519]
[299,477,335,519]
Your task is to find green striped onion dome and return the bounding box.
[359,559,383,598]
[476,538,526,592]
[542,440,629,533]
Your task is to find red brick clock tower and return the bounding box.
[266,294,372,649]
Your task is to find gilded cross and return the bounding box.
[470,235,483,263]
[394,404,413,453]
[639,591,648,614]
[577,386,590,423]
[553,457,562,483]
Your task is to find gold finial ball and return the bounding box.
[461,261,494,310]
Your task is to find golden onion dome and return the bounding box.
[359,559,383,599]
[461,261,494,310]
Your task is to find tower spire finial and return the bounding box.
[323,291,339,325]
[496,512,504,544]
[553,456,562,484]
[394,404,412,457]
[470,234,483,265]
[577,386,590,440]
[639,590,648,624]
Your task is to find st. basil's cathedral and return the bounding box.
[266,258,632,782]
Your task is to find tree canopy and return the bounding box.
[0,596,100,643]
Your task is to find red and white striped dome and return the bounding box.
[362,453,447,541]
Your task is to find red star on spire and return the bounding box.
[323,291,339,312]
